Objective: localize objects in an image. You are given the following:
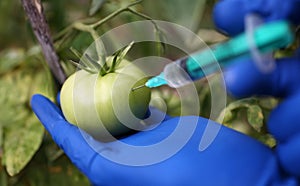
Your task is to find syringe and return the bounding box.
[132,20,294,90]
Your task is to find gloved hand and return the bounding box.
[213,0,300,180]
[31,0,300,185]
[213,0,300,36]
[31,94,298,186]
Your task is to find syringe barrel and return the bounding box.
[157,20,293,89]
[163,60,194,88]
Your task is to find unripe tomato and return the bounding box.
[60,58,151,141]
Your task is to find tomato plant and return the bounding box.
[60,44,151,141]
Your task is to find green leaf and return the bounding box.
[217,109,235,125]
[70,47,83,61]
[115,41,134,65]
[216,98,259,130]
[0,57,56,176]
[69,60,98,74]
[3,113,44,176]
[108,51,120,73]
[0,49,24,75]
[257,134,276,148]
[0,73,33,127]
[84,53,101,71]
[247,105,264,132]
[89,0,106,16]
[259,97,279,110]
[30,62,57,101]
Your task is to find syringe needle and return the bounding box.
[131,84,146,91]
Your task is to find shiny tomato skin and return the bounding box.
[60,59,150,141]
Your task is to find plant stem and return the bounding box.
[90,0,143,28]
[21,0,66,85]
[90,29,108,69]
[126,8,166,56]
[73,22,109,72]
[53,0,165,72]
[126,8,159,30]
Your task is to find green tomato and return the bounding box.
[60,58,151,141]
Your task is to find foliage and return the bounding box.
[0,47,55,175]
[216,97,278,147]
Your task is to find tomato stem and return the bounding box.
[108,51,120,73]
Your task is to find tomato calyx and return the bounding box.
[69,41,134,76]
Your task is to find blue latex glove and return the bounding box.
[31,95,298,185]
[213,0,300,180]
[31,0,300,185]
[213,0,300,36]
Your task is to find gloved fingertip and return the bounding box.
[213,0,246,36]
[267,89,300,142]
[31,94,65,126]
[277,134,300,177]
[223,59,259,98]
[224,57,278,98]
[31,94,49,110]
